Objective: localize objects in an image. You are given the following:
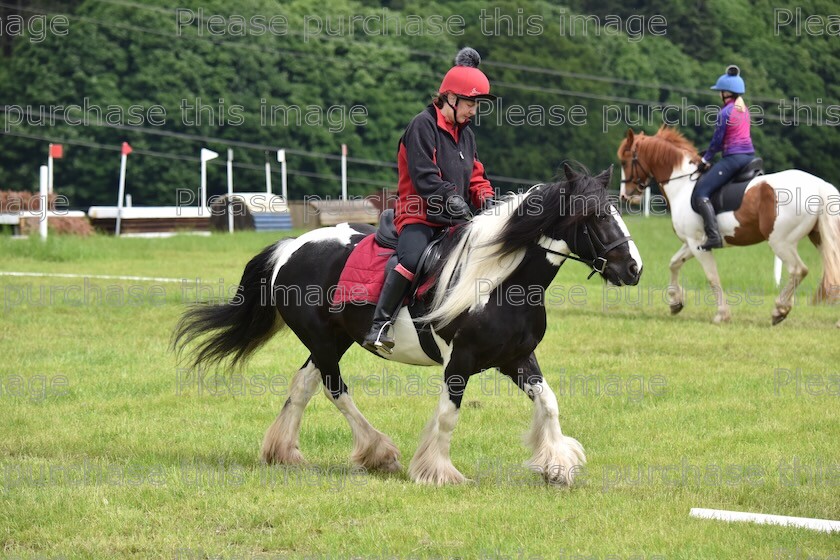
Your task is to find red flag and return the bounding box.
[121,142,133,156]
[49,144,63,159]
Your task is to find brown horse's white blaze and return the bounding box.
[618,126,840,325]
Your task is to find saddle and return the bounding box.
[374,209,445,299]
[703,157,765,214]
[333,209,447,363]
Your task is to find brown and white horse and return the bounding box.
[618,126,840,324]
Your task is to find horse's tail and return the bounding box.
[814,183,840,303]
[172,240,290,369]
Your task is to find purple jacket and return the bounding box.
[703,99,754,160]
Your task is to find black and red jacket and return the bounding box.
[394,104,494,232]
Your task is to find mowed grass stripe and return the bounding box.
[1,217,837,559]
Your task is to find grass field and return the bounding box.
[1,217,838,559]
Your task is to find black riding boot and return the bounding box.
[696,197,723,251]
[362,268,412,353]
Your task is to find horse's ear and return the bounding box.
[595,165,613,187]
[563,162,576,182]
[625,129,635,146]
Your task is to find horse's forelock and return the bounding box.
[617,136,631,160]
[566,172,610,219]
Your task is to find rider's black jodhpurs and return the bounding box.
[396,223,437,274]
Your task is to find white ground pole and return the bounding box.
[341,143,348,201]
[115,149,129,236]
[277,149,287,201]
[200,148,219,213]
[227,149,234,234]
[0,271,185,283]
[690,508,840,533]
[39,165,48,241]
[774,256,783,288]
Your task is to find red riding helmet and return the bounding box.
[439,47,496,100]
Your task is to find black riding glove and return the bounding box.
[446,194,472,219]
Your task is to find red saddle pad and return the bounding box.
[331,234,435,307]
[332,234,392,306]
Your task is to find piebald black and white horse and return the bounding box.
[174,165,642,486]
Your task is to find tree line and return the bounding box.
[1,0,837,208]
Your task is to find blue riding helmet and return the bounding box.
[711,65,745,95]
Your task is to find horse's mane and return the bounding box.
[423,173,605,328]
[654,126,699,155]
[618,126,701,171]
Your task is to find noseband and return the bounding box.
[620,149,655,190]
[620,148,701,191]
[540,218,632,279]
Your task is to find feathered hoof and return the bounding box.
[526,436,586,487]
[408,459,467,486]
[772,306,790,326]
[771,312,788,326]
[669,302,684,315]
[260,441,304,466]
[713,310,731,324]
[351,431,402,473]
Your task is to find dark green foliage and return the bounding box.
[0,0,837,208]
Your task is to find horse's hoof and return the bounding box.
[359,457,401,474]
[261,444,305,466]
[713,312,731,324]
[534,464,576,487]
[352,435,402,473]
[670,302,684,315]
[772,305,791,326]
[525,436,586,487]
[408,461,466,485]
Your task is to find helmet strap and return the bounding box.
[445,94,460,123]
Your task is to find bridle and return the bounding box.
[620,149,656,190]
[539,216,632,280]
[620,148,701,191]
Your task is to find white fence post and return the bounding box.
[278,149,287,201]
[341,144,348,200]
[115,142,131,236]
[39,165,48,241]
[200,148,219,214]
[227,149,234,234]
